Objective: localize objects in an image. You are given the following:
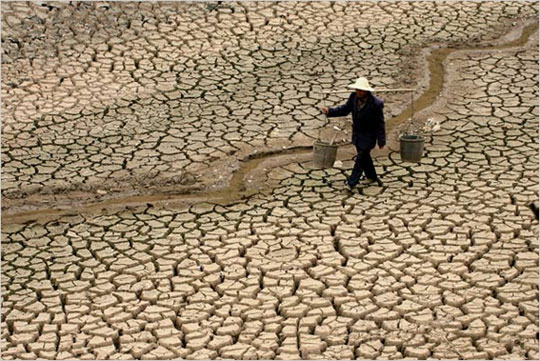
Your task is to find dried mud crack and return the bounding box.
[3,20,538,224]
[1,2,538,361]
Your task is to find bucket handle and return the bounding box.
[317,93,327,141]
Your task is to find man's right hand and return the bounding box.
[321,107,329,115]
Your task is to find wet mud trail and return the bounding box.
[2,21,537,225]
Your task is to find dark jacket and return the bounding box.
[327,92,386,150]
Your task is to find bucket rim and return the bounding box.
[400,134,424,141]
[314,140,339,148]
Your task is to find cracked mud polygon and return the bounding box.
[1,2,538,360]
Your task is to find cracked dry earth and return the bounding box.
[1,1,539,361]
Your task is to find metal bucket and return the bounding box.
[400,135,424,162]
[313,141,338,168]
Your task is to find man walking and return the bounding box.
[322,77,385,189]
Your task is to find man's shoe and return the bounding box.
[346,180,357,190]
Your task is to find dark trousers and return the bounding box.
[347,144,377,187]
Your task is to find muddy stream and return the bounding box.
[2,21,537,224]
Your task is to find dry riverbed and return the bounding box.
[1,2,538,360]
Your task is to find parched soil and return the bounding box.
[1,2,538,360]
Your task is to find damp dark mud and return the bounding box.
[2,20,537,224]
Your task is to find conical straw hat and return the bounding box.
[347,77,374,91]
